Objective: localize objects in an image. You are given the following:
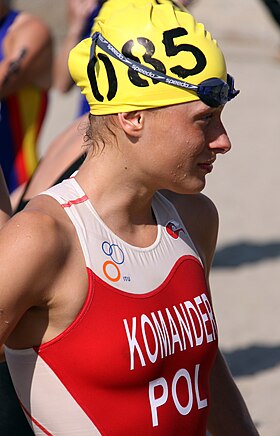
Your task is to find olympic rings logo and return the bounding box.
[102,241,125,283]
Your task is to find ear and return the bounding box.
[117,111,144,138]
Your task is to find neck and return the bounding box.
[78,159,156,220]
[75,154,158,247]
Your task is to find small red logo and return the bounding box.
[166,221,185,239]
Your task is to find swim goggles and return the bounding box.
[89,32,240,108]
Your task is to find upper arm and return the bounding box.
[0,13,53,97]
[0,209,66,346]
[23,115,87,199]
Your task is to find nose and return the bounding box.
[208,122,231,155]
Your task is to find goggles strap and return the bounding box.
[89,32,239,106]
[90,32,198,92]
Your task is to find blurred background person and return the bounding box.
[53,0,104,117]
[15,114,87,212]
[0,165,11,226]
[0,0,53,195]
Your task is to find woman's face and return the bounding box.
[138,100,231,194]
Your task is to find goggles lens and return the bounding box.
[89,32,240,108]
[197,75,240,107]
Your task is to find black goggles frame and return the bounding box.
[90,32,240,107]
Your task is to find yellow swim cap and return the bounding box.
[69,0,229,115]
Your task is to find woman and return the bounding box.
[0,1,258,434]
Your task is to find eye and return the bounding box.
[194,107,222,125]
[198,112,214,123]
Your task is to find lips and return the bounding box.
[198,159,215,173]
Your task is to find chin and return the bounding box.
[174,178,206,195]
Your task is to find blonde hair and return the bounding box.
[84,113,119,155]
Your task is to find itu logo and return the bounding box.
[165,220,185,239]
[102,241,125,283]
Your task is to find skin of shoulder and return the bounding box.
[0,195,70,347]
[163,191,219,277]
[0,11,53,97]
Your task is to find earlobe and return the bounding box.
[118,111,144,137]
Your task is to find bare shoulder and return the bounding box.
[163,191,219,273]
[0,195,70,285]
[0,195,72,344]
[23,193,72,247]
